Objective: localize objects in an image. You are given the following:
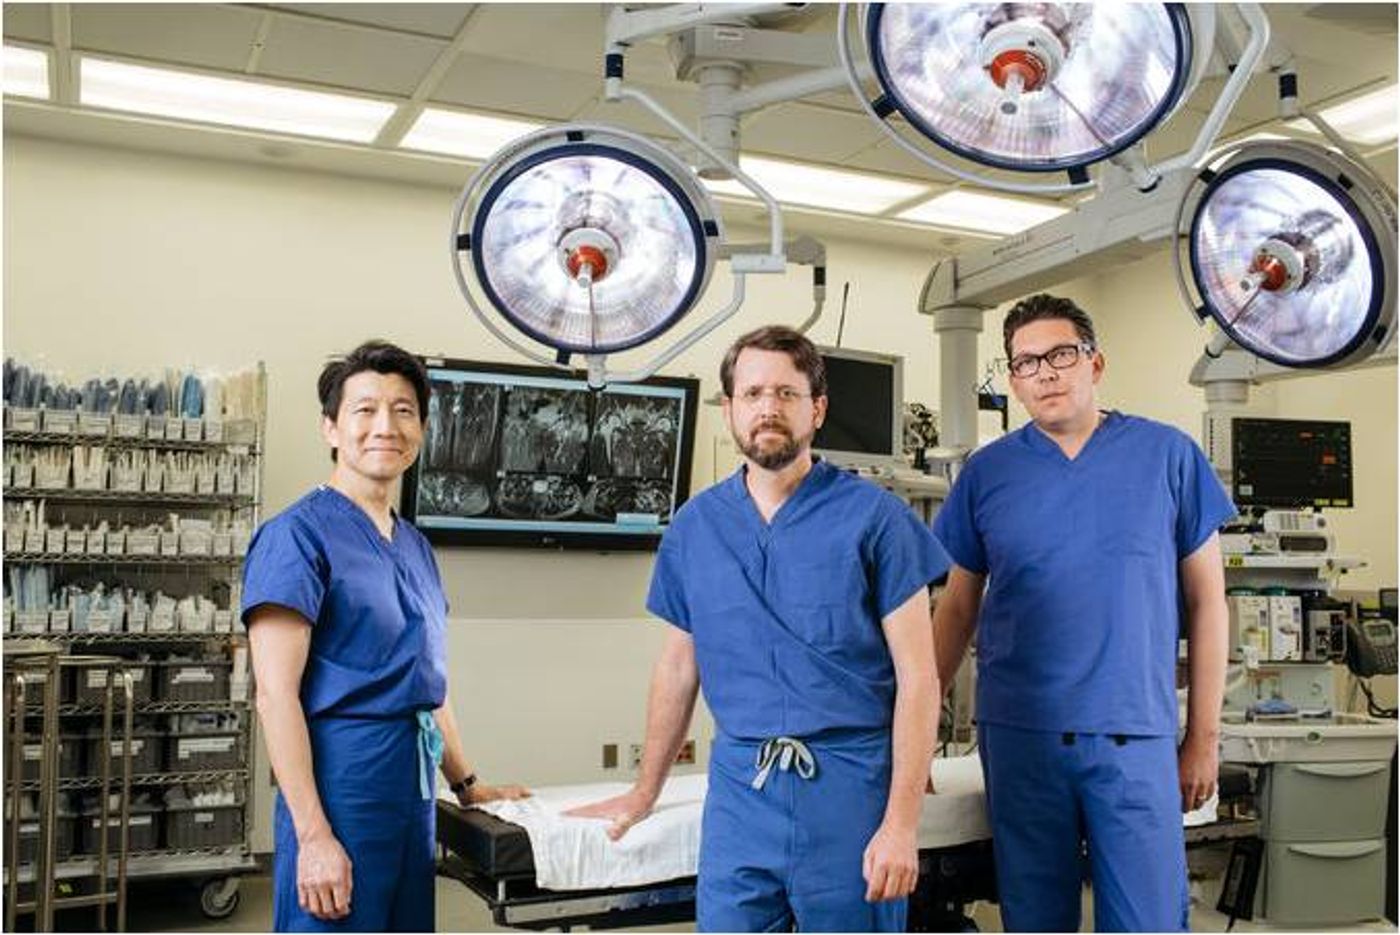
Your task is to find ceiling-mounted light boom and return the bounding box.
[1174,140,1397,369]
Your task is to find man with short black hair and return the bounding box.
[571,325,950,931]
[932,294,1234,931]
[245,340,528,931]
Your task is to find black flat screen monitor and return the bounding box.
[812,347,903,471]
[402,357,699,550]
[1231,417,1352,509]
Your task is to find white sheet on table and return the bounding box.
[922,753,990,849]
[464,773,706,890]
[462,755,991,892]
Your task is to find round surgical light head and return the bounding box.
[863,3,1195,173]
[453,125,720,356]
[1180,141,1397,368]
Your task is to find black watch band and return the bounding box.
[450,773,478,796]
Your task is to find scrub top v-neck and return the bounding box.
[241,485,449,720]
[934,411,1236,736]
[647,458,950,739]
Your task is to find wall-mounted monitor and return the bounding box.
[402,357,699,550]
[813,346,904,472]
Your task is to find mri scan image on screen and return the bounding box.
[403,357,698,550]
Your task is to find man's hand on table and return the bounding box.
[460,782,532,809]
[564,787,656,841]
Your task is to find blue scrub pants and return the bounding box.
[273,716,436,932]
[698,729,905,933]
[979,722,1188,932]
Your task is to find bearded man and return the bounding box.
[570,325,949,932]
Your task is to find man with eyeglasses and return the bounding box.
[931,294,1234,932]
[570,325,950,931]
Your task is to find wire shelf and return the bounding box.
[4,429,258,454]
[5,552,242,566]
[3,488,253,507]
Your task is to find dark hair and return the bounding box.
[318,340,430,424]
[720,326,827,398]
[1002,293,1098,359]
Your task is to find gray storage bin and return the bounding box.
[8,794,76,864]
[1260,838,1387,925]
[1260,760,1391,841]
[157,660,230,702]
[164,804,243,849]
[16,815,78,864]
[74,799,160,856]
[74,662,154,706]
[20,735,83,781]
[82,728,163,777]
[165,732,240,771]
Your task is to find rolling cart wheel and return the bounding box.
[199,876,241,919]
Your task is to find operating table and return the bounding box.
[435,754,997,931]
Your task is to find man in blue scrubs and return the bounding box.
[571,326,950,932]
[932,295,1234,931]
[243,341,527,932]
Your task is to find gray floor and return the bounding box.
[82,870,1397,933]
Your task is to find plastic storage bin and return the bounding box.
[10,794,77,864]
[73,662,155,706]
[165,732,240,771]
[157,659,231,702]
[163,785,243,849]
[20,735,83,781]
[82,726,163,778]
[75,795,161,856]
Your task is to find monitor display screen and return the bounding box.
[813,347,902,468]
[1231,417,1352,509]
[402,357,698,550]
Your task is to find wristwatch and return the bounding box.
[450,773,478,797]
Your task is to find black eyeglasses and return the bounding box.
[1007,342,1096,379]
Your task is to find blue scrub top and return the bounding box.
[933,412,1236,736]
[648,459,950,740]
[241,486,449,719]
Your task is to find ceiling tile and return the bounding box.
[434,54,601,120]
[257,15,445,97]
[72,3,264,73]
[740,102,886,164]
[265,4,474,39]
[3,5,53,44]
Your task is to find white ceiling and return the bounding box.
[4,3,1398,251]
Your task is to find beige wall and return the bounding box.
[6,134,1395,849]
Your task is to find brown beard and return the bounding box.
[735,422,810,471]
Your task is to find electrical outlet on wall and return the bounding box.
[675,739,696,764]
[628,743,644,770]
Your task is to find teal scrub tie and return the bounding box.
[751,737,817,791]
[416,710,445,801]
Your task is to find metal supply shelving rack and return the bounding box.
[3,380,265,929]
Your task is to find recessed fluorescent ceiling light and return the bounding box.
[4,45,50,99]
[897,190,1068,235]
[1289,84,1398,146]
[704,156,929,214]
[400,108,544,159]
[79,57,394,144]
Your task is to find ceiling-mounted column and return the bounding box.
[934,306,986,455]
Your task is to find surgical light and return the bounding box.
[862,3,1193,174]
[452,124,721,372]
[1176,141,1397,369]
